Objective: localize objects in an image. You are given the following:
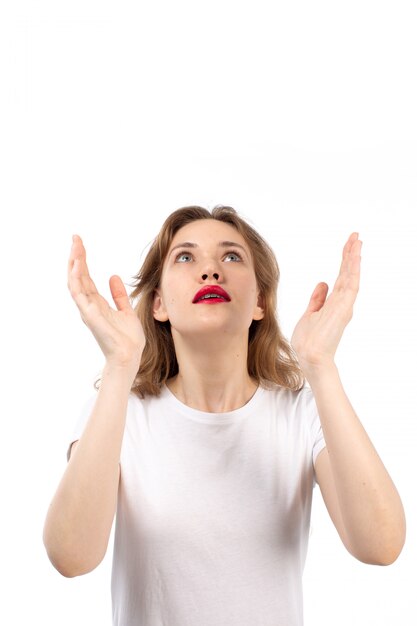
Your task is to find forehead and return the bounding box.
[170,219,247,248]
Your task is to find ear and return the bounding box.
[253,291,265,321]
[153,289,169,322]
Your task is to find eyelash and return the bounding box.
[175,250,243,263]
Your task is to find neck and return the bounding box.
[167,331,258,412]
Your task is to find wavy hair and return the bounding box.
[95,205,304,396]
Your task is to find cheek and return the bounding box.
[164,292,184,315]
[158,276,177,308]
[163,294,176,311]
[245,283,259,303]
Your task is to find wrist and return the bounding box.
[299,359,339,385]
[102,360,139,384]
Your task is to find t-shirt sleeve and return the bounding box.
[302,386,327,476]
[66,391,98,461]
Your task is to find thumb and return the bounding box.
[109,275,132,312]
[306,282,329,313]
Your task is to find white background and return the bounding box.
[1,1,416,624]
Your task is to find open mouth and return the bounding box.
[192,286,231,303]
[195,295,228,303]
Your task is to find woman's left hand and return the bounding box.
[291,232,362,374]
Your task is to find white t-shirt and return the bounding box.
[69,383,326,626]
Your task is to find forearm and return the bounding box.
[307,362,406,563]
[43,363,135,577]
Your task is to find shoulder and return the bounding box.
[260,381,314,407]
[259,382,320,427]
[124,387,171,422]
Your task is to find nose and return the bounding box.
[200,253,222,282]
[201,271,220,281]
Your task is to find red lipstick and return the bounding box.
[192,285,231,304]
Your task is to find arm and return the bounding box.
[310,364,405,565]
[43,364,134,577]
[291,233,406,565]
[43,235,145,577]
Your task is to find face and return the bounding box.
[153,219,264,341]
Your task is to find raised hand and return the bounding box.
[68,235,146,374]
[291,232,362,374]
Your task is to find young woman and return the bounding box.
[43,205,405,626]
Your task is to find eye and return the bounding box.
[175,251,194,263]
[223,250,243,262]
[174,250,243,263]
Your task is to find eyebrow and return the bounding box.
[169,241,249,256]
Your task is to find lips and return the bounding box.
[192,285,231,303]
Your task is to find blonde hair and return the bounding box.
[95,205,304,396]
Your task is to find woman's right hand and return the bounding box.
[68,235,146,375]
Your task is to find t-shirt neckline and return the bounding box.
[161,382,265,424]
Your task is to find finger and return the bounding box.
[338,232,359,276]
[68,234,83,270]
[68,234,85,280]
[305,282,329,314]
[348,237,362,291]
[335,233,362,293]
[109,275,133,312]
[68,235,90,277]
[68,235,99,297]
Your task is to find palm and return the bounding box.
[291,233,362,369]
[68,235,145,366]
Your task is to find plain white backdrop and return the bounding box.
[1,1,416,624]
